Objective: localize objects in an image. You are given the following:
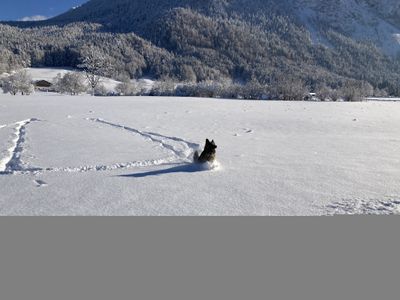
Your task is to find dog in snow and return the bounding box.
[194,139,217,164]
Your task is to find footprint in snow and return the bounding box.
[326,198,400,215]
[243,128,254,134]
[34,180,48,188]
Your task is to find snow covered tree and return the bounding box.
[241,81,269,100]
[53,72,87,95]
[0,60,7,74]
[94,84,108,96]
[315,84,334,101]
[0,47,17,74]
[52,73,63,91]
[116,80,145,96]
[1,70,34,95]
[340,80,374,102]
[270,76,309,100]
[78,47,112,96]
[1,76,19,95]
[149,80,176,96]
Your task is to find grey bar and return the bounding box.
[0,217,399,300]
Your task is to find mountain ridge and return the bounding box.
[2,0,400,95]
[46,0,400,55]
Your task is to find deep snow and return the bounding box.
[1,93,400,215]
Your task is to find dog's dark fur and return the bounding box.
[194,139,217,164]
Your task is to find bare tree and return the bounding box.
[78,47,112,95]
[53,72,87,95]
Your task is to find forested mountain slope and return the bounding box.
[49,0,400,55]
[1,0,400,95]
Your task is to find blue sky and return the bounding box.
[0,0,88,21]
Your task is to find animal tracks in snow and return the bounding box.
[234,128,254,137]
[326,198,400,215]
[1,117,199,175]
[34,179,48,187]
[87,118,198,161]
[45,157,178,174]
[0,118,40,174]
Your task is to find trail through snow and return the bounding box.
[0,116,200,175]
[326,198,400,215]
[45,157,178,174]
[87,118,199,161]
[0,118,39,173]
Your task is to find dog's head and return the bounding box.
[205,139,217,151]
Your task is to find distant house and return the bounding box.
[34,80,53,92]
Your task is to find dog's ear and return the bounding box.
[206,139,210,145]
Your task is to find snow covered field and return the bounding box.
[1,92,400,215]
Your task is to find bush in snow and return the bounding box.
[171,80,271,100]
[149,80,176,96]
[1,70,34,95]
[175,80,239,98]
[94,84,109,96]
[53,72,87,95]
[218,83,243,99]
[269,76,309,101]
[340,80,374,102]
[175,82,215,98]
[116,80,146,96]
[240,81,269,100]
[373,88,389,98]
[315,84,341,101]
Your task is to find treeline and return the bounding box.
[1,7,400,96]
[146,79,374,102]
[0,69,375,101]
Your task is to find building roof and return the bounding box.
[34,80,52,87]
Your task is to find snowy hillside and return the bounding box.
[1,93,400,215]
[3,0,400,95]
[295,0,400,55]
[49,0,400,55]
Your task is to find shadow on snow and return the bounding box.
[118,163,209,178]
